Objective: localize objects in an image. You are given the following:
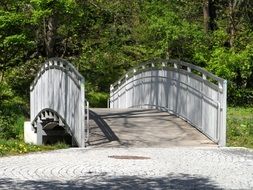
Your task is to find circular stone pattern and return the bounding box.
[0,147,252,189]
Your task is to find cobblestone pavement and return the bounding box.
[0,147,252,189]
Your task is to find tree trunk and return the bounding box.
[229,0,236,47]
[203,0,216,32]
[203,0,210,32]
[45,15,57,58]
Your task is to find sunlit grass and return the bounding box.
[0,139,69,157]
[227,107,253,148]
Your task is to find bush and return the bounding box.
[87,91,109,108]
[0,82,26,140]
[228,86,253,107]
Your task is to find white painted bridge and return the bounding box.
[24,58,227,147]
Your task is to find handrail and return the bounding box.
[111,75,221,107]
[110,58,226,92]
[30,58,84,91]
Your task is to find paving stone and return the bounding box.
[0,147,252,189]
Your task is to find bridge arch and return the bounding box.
[25,58,87,147]
[110,59,227,146]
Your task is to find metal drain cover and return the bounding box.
[108,155,150,160]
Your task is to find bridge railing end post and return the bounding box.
[219,80,227,147]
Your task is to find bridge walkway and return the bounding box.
[87,108,216,148]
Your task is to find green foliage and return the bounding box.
[5,58,43,98]
[228,87,253,107]
[0,0,253,150]
[1,0,253,108]
[0,114,25,140]
[227,107,253,148]
[0,82,26,140]
[87,91,109,108]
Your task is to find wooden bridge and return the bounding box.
[24,58,227,147]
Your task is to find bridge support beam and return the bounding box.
[24,122,47,145]
[24,122,37,144]
[36,123,44,145]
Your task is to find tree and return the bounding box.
[0,0,35,81]
[203,0,217,32]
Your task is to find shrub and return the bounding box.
[87,91,109,108]
[228,86,253,107]
[0,82,26,140]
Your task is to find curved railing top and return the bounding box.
[110,58,226,92]
[30,58,84,91]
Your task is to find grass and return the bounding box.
[0,139,69,157]
[0,114,69,157]
[227,107,253,148]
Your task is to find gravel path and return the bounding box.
[0,147,252,189]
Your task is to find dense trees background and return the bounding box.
[1,0,253,139]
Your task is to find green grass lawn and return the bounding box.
[227,107,253,148]
[0,139,69,157]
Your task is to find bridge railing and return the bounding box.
[110,59,227,146]
[30,58,86,147]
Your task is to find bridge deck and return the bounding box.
[88,108,216,147]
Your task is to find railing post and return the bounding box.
[125,74,128,108]
[219,80,227,146]
[187,67,191,119]
[107,98,110,108]
[201,74,206,130]
[110,84,113,108]
[80,79,85,147]
[118,80,121,107]
[84,100,89,147]
[133,69,136,108]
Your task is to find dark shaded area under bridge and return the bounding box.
[88,108,216,147]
